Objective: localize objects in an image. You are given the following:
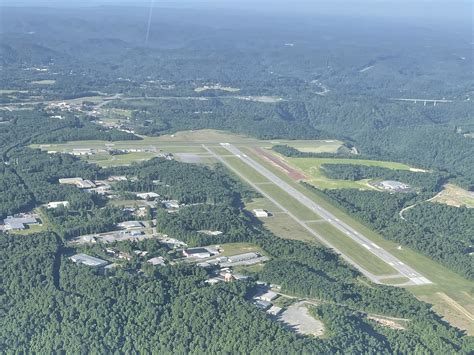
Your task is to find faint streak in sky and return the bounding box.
[145,0,155,46]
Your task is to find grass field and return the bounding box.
[307,221,396,275]
[223,157,270,184]
[269,139,343,153]
[378,277,410,285]
[240,146,474,334]
[9,224,45,235]
[218,242,265,257]
[215,147,398,277]
[87,152,157,167]
[281,154,412,189]
[431,184,474,208]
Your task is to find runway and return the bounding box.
[210,143,431,286]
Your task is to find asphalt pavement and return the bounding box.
[210,143,431,286]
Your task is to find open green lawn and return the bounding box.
[268,139,343,153]
[259,213,321,244]
[218,242,265,257]
[378,277,411,285]
[282,154,411,189]
[9,224,45,235]
[87,152,157,167]
[256,184,320,221]
[222,156,270,184]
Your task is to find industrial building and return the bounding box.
[182,247,217,259]
[163,200,180,209]
[59,177,96,189]
[254,300,272,310]
[228,252,260,263]
[256,290,278,302]
[266,305,283,316]
[3,215,39,230]
[69,253,108,267]
[117,221,144,229]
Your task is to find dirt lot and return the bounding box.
[253,147,307,180]
[278,301,324,336]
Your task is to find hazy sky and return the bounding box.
[2,0,472,24]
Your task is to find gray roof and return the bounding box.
[4,216,37,230]
[70,253,108,267]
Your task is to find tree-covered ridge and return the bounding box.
[1,219,470,353]
[109,158,257,206]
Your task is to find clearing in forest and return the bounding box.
[431,184,474,208]
[278,301,325,337]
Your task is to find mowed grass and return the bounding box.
[87,152,157,167]
[378,277,410,285]
[308,221,396,275]
[282,155,412,189]
[270,139,343,153]
[241,144,474,332]
[9,224,45,235]
[258,213,321,244]
[222,156,270,184]
[257,183,320,221]
[218,242,265,257]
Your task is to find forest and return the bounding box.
[0,3,473,352]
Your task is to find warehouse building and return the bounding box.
[3,215,39,230]
[69,253,108,267]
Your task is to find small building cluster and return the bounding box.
[252,286,282,316]
[374,180,411,192]
[59,177,96,189]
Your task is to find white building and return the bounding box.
[228,252,260,263]
[163,200,180,209]
[46,201,69,209]
[117,221,144,229]
[59,177,96,189]
[147,256,166,266]
[136,192,160,200]
[253,209,269,218]
[256,290,278,302]
[70,253,108,267]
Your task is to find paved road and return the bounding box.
[211,143,431,286]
